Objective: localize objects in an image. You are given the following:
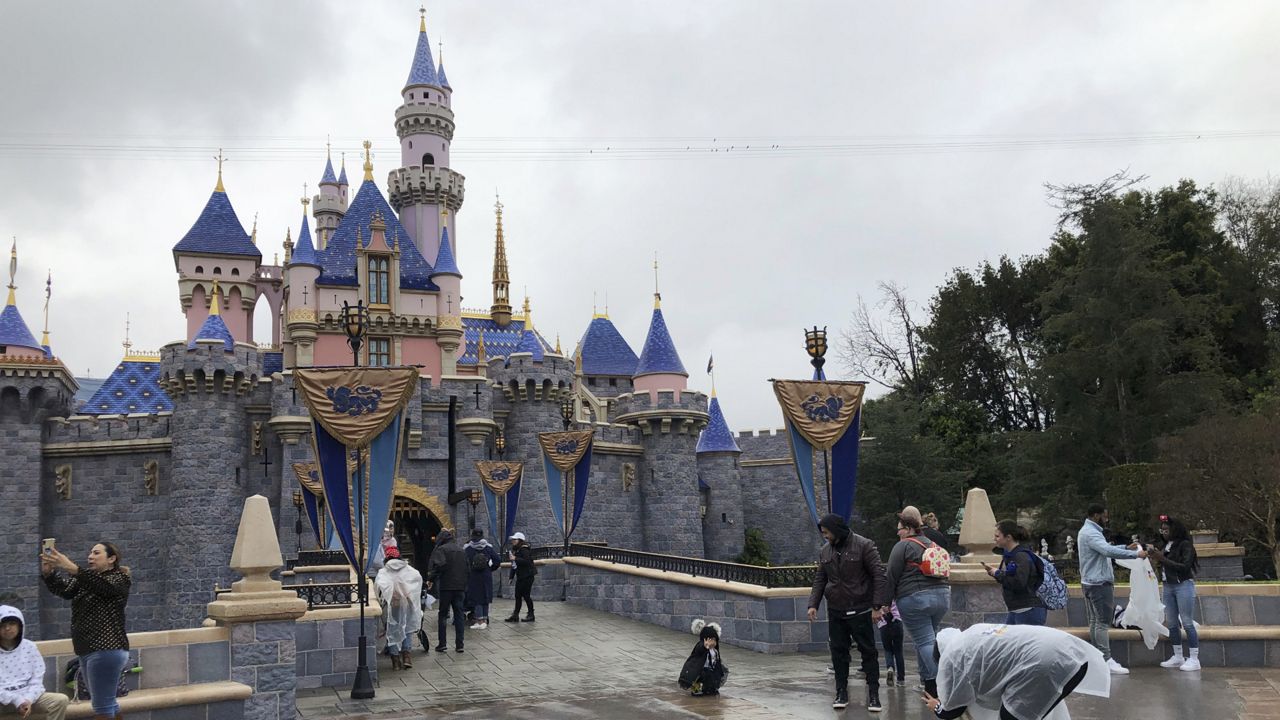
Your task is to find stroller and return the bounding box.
[63,657,142,702]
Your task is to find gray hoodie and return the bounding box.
[0,606,47,708]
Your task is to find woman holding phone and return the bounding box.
[41,542,131,720]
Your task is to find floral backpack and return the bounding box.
[907,537,951,579]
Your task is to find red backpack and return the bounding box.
[907,537,951,579]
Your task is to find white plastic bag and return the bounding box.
[422,593,438,610]
[1114,557,1169,649]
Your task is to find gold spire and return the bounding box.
[283,226,293,263]
[362,140,374,182]
[653,252,661,309]
[490,191,513,326]
[593,290,609,319]
[209,279,221,317]
[41,269,50,347]
[522,294,532,329]
[555,334,562,354]
[476,330,487,363]
[214,149,226,193]
[6,238,16,306]
[419,5,426,32]
[250,212,259,245]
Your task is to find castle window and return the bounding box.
[213,267,222,275]
[368,337,391,367]
[422,153,435,168]
[231,268,240,276]
[609,378,617,387]
[368,256,390,304]
[194,265,204,274]
[587,378,596,387]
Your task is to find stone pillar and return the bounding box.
[207,495,308,720]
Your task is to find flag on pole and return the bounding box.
[771,379,866,525]
[706,354,714,374]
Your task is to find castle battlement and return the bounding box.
[159,340,264,398]
[46,412,174,445]
[735,428,786,439]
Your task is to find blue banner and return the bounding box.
[363,415,402,572]
[570,444,592,536]
[301,490,322,545]
[830,409,860,523]
[785,420,822,527]
[505,475,522,543]
[543,453,565,535]
[314,422,356,570]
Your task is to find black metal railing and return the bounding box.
[215,581,359,610]
[285,549,349,571]
[566,543,817,589]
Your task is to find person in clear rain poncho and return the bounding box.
[922,624,1110,720]
[375,546,424,670]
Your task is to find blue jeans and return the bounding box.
[896,586,950,681]
[1006,607,1047,625]
[473,602,489,620]
[1163,580,1198,649]
[82,648,129,716]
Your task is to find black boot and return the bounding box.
[832,687,849,709]
[522,613,535,622]
[866,686,882,712]
[504,614,520,622]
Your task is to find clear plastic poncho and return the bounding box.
[374,559,423,651]
[936,624,1110,720]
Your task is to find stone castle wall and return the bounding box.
[736,429,822,565]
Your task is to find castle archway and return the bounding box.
[390,480,451,575]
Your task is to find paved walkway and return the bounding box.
[297,603,1280,719]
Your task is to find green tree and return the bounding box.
[735,528,772,566]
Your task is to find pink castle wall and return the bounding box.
[634,373,688,401]
[401,337,442,380]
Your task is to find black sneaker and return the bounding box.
[885,668,894,687]
[522,614,535,623]
[867,686,882,712]
[455,646,464,653]
[434,644,447,652]
[833,689,849,709]
[504,615,520,623]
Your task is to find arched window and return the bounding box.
[231,268,240,276]
[194,265,204,274]
[368,257,390,304]
[422,153,435,168]
[213,267,222,275]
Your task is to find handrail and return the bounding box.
[565,543,817,589]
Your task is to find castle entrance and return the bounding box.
[389,480,451,577]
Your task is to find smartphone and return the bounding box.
[41,538,56,555]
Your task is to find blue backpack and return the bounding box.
[1019,548,1068,610]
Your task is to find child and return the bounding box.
[0,605,69,720]
[678,620,728,697]
[877,600,905,687]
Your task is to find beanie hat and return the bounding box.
[471,528,484,540]
[384,546,400,559]
[818,513,851,543]
[899,505,923,528]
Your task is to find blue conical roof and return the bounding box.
[513,328,545,362]
[634,307,687,377]
[578,316,638,376]
[320,157,338,186]
[438,62,451,89]
[338,163,349,186]
[697,396,741,454]
[405,25,438,87]
[430,227,461,277]
[290,214,319,267]
[172,190,261,259]
[0,303,43,355]
[189,313,234,351]
[317,180,437,291]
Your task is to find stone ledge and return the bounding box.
[300,601,382,622]
[64,681,251,719]
[563,557,809,599]
[41,437,173,458]
[1060,626,1280,641]
[34,626,229,656]
[1065,584,1280,597]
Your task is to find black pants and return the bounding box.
[829,610,879,691]
[513,576,535,616]
[880,620,905,676]
[437,589,466,649]
[698,665,725,693]
[994,662,1089,720]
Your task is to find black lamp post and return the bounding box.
[559,396,575,552]
[341,299,375,701]
[494,430,506,457]
[804,326,833,516]
[292,490,304,547]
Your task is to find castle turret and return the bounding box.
[430,217,463,373]
[697,392,745,561]
[490,196,512,327]
[632,292,688,399]
[285,197,321,367]
[172,158,262,346]
[387,9,466,262]
[312,144,348,251]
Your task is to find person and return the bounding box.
[371,520,397,574]
[876,601,905,688]
[678,620,728,697]
[1147,515,1200,672]
[504,532,537,623]
[463,529,501,629]
[806,513,890,712]
[1076,504,1145,675]
[40,542,130,720]
[425,529,468,653]
[886,507,950,698]
[920,510,952,556]
[922,624,1110,720]
[0,605,68,720]
[982,520,1046,625]
[374,546,423,670]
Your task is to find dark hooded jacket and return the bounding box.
[678,624,728,690]
[426,530,469,593]
[808,514,890,614]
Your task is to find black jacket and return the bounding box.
[996,545,1044,612]
[511,544,537,580]
[808,533,890,613]
[426,537,469,592]
[678,640,727,689]
[43,568,131,656]
[1157,539,1198,584]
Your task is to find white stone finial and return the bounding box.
[229,494,284,590]
[957,487,998,553]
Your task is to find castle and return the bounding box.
[0,12,822,638]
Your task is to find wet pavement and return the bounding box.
[297,602,1280,719]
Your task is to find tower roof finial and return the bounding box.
[653,251,661,309]
[362,140,374,182]
[209,279,221,317]
[123,312,131,354]
[420,5,427,33]
[326,135,331,160]
[250,212,259,245]
[6,238,16,306]
[214,149,226,193]
[41,269,51,348]
[301,183,310,209]
[523,293,532,329]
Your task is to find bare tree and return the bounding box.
[838,281,929,395]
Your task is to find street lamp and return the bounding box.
[558,395,575,552]
[559,395,574,431]
[292,490,304,547]
[805,325,828,377]
[341,298,375,700]
[494,430,506,457]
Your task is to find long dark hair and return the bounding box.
[996,520,1029,543]
[98,541,130,576]
[1158,516,1199,573]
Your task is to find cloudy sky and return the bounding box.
[2,1,1278,429]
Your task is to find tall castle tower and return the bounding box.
[311,144,349,250]
[387,9,466,263]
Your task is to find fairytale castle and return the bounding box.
[0,12,820,637]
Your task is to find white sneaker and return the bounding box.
[1107,659,1130,675]
[469,622,484,629]
[1160,655,1185,668]
[1179,657,1201,672]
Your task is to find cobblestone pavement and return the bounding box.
[297,603,1280,719]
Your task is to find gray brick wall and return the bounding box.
[698,452,744,561]
[736,430,823,565]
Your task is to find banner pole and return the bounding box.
[351,446,374,699]
[823,449,832,516]
[563,467,571,553]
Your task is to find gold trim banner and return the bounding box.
[537,430,594,472]
[295,367,419,448]
[475,461,524,496]
[292,462,323,497]
[771,380,866,450]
